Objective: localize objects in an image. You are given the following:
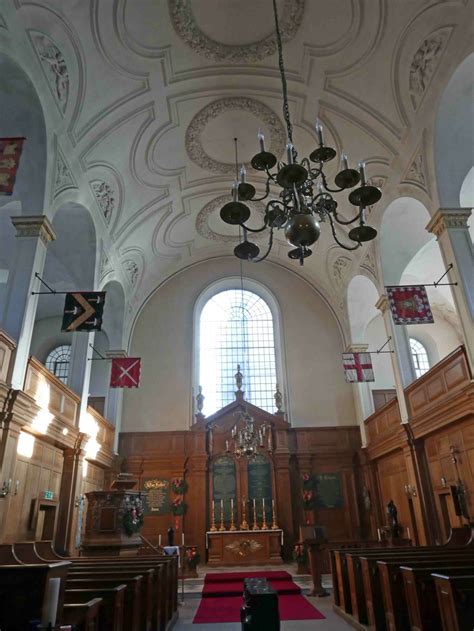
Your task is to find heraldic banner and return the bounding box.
[386,285,434,325]
[110,357,141,388]
[62,292,106,332]
[0,137,25,195]
[342,352,375,383]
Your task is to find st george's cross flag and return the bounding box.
[342,352,375,383]
[386,285,434,325]
[61,292,106,332]
[110,357,141,388]
[0,137,25,195]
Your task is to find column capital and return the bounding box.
[375,294,389,314]
[11,215,56,245]
[426,208,471,238]
[345,343,369,353]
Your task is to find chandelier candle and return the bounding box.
[220,0,381,265]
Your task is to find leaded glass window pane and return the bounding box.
[410,338,430,378]
[45,345,71,383]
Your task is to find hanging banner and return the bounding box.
[342,352,374,383]
[110,357,141,388]
[61,291,106,332]
[0,137,25,195]
[386,285,434,325]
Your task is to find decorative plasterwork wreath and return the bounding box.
[196,194,265,243]
[185,97,286,174]
[168,0,305,63]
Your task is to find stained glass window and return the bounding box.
[199,289,277,414]
[45,345,71,383]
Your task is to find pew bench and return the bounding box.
[433,573,474,631]
[65,585,127,631]
[62,597,102,631]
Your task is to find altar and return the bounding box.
[206,529,283,566]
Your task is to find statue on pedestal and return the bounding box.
[196,386,204,413]
[386,499,400,538]
[235,365,243,391]
[167,526,174,546]
[274,384,283,413]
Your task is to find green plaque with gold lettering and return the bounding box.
[142,478,170,515]
[213,456,236,523]
[314,473,343,508]
[248,454,273,523]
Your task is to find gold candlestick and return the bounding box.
[210,500,217,532]
[219,499,225,531]
[240,497,249,530]
[252,498,258,530]
[261,497,268,529]
[271,498,279,529]
[230,498,237,531]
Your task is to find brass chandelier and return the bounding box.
[229,409,271,459]
[220,0,381,266]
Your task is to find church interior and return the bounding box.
[0,0,473,629]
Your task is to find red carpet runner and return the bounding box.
[193,571,325,624]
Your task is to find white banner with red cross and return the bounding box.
[110,357,141,388]
[342,352,375,383]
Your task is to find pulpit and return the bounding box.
[82,474,147,556]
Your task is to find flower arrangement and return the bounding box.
[171,496,187,516]
[292,543,307,564]
[302,490,315,510]
[171,478,188,495]
[185,546,201,569]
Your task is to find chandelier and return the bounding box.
[220,0,381,266]
[228,408,271,459]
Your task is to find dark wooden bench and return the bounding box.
[65,585,127,631]
[62,597,102,631]
[433,573,474,631]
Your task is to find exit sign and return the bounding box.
[44,490,54,500]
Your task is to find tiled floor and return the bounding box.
[173,566,353,630]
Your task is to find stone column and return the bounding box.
[345,343,374,447]
[105,350,127,452]
[426,208,474,369]
[3,216,56,390]
[67,331,95,423]
[375,295,415,422]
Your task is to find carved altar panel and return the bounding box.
[207,530,283,566]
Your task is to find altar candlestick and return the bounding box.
[210,500,217,532]
[252,498,258,530]
[262,497,268,530]
[271,498,279,529]
[230,497,237,531]
[219,499,225,531]
[241,496,249,530]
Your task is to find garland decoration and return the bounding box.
[171,478,188,495]
[302,473,315,491]
[302,489,316,510]
[171,496,188,516]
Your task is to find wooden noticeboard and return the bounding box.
[314,473,344,509]
[142,478,170,516]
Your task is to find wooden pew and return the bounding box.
[69,567,154,631]
[13,541,50,564]
[378,555,474,631]
[67,576,143,631]
[433,573,474,631]
[62,597,102,631]
[65,585,127,631]
[401,565,474,631]
[0,544,22,564]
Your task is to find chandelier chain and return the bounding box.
[272,0,293,144]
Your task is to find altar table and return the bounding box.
[206,529,283,566]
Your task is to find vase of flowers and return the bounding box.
[183,546,200,577]
[292,543,309,575]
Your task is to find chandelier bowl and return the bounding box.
[348,224,378,242]
[288,246,312,260]
[220,201,251,225]
[348,185,382,207]
[309,146,337,163]
[251,151,277,171]
[234,240,260,260]
[284,213,320,247]
[238,182,256,201]
[334,168,361,189]
[276,164,308,188]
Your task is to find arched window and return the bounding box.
[198,288,278,415]
[45,345,71,383]
[410,338,430,378]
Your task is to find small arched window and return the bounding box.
[45,345,71,383]
[410,338,430,378]
[198,288,278,415]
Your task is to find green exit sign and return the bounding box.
[44,490,54,500]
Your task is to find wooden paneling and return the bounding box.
[364,398,404,459]
[372,389,396,411]
[0,329,15,385]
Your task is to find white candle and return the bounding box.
[240,165,246,183]
[407,528,411,541]
[253,498,256,509]
[225,440,229,452]
[41,577,61,627]
[159,534,162,546]
[231,497,234,515]
[315,119,324,145]
[286,143,294,164]
[358,161,367,185]
[182,533,185,545]
[341,152,349,170]
[377,528,381,542]
[258,129,265,152]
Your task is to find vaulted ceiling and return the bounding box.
[1,0,472,331]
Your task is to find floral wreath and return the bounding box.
[171,478,188,495]
[171,496,188,516]
[122,496,145,537]
[302,489,316,510]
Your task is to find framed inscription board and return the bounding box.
[212,456,236,522]
[142,478,170,516]
[248,454,273,522]
[315,473,343,509]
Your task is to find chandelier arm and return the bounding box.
[251,228,274,262]
[248,178,272,202]
[327,213,361,251]
[272,0,293,144]
[331,210,363,226]
[320,171,346,193]
[239,222,268,234]
[265,167,279,184]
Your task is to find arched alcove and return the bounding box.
[435,53,474,208]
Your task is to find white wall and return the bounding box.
[365,314,396,392]
[30,317,71,363]
[122,258,356,432]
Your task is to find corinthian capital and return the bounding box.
[11,215,56,245]
[426,208,471,238]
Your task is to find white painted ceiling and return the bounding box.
[1,0,472,330]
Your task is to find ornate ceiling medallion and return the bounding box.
[196,195,265,243]
[168,0,305,63]
[186,97,286,174]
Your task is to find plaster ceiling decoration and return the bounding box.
[91,180,115,224]
[327,247,353,290]
[196,194,266,243]
[168,0,305,63]
[409,28,451,111]
[402,145,428,193]
[185,97,286,174]
[0,14,7,29]
[53,145,77,198]
[29,32,69,114]
[360,248,377,279]
[122,259,139,287]
[99,244,113,282]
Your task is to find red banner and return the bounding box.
[110,357,141,388]
[386,285,434,325]
[0,137,25,195]
[342,352,374,383]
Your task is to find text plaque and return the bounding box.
[143,478,170,515]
